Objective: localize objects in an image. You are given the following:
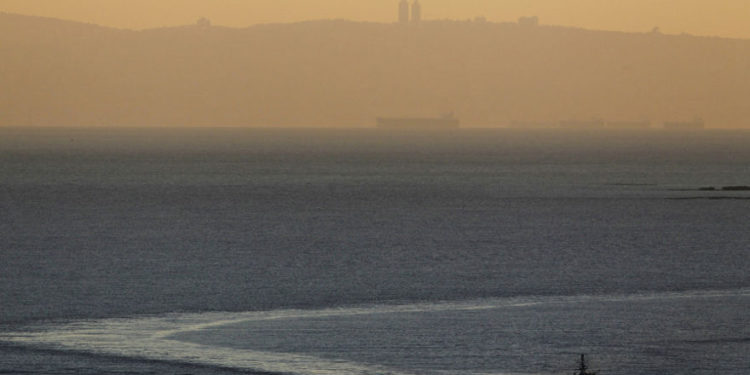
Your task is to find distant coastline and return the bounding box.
[3,12,750,128]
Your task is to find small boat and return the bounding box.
[573,354,597,375]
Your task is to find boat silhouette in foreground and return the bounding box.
[573,354,597,375]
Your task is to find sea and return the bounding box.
[0,128,748,375]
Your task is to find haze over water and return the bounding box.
[3,1,750,128]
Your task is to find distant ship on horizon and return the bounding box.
[663,118,705,130]
[606,120,651,129]
[559,119,606,129]
[376,113,460,129]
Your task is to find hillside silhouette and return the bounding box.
[2,12,750,128]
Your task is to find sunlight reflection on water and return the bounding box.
[2,289,748,375]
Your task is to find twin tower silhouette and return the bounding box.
[399,0,422,24]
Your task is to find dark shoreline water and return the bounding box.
[1,128,749,374]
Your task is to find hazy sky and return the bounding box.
[1,0,750,38]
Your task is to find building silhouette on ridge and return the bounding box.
[399,0,410,24]
[411,1,422,23]
[398,0,422,24]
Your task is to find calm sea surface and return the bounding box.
[0,128,748,375]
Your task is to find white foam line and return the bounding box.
[159,287,750,337]
[1,288,748,375]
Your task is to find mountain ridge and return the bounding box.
[4,12,750,40]
[3,12,750,127]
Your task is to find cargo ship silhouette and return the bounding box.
[376,113,460,129]
[663,118,705,129]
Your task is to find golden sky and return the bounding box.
[1,0,749,38]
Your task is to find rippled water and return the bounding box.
[1,129,749,374]
[4,289,748,375]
